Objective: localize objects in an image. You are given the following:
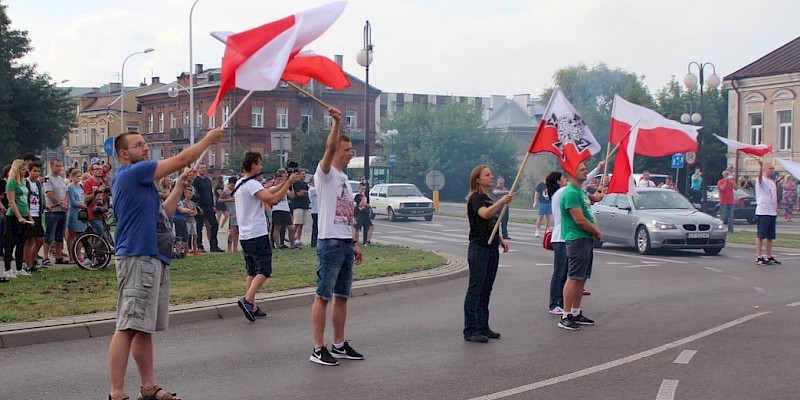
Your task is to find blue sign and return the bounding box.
[671,153,684,169]
[388,154,396,166]
[103,137,116,157]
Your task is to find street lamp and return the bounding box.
[189,0,201,145]
[120,48,155,134]
[681,61,721,212]
[356,20,373,193]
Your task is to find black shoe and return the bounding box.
[480,329,501,339]
[310,346,339,366]
[558,315,581,331]
[464,334,489,343]
[237,297,255,322]
[767,257,782,265]
[330,341,364,360]
[757,257,769,266]
[210,247,225,253]
[573,312,595,325]
[197,248,207,253]
[252,307,267,319]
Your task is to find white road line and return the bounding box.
[779,253,800,256]
[379,236,436,244]
[730,276,742,281]
[467,312,769,400]
[704,267,723,273]
[730,255,741,258]
[641,261,664,264]
[498,264,513,268]
[673,350,697,364]
[441,229,463,232]
[535,263,552,266]
[656,380,679,400]
[606,262,630,265]
[622,265,656,268]
[786,301,800,307]
[595,250,687,264]
[754,286,767,293]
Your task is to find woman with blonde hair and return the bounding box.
[4,160,32,278]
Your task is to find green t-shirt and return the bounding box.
[559,183,593,241]
[5,178,29,217]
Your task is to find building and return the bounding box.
[723,36,800,176]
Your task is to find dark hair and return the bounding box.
[22,154,38,162]
[114,131,138,153]
[2,164,11,178]
[545,171,563,198]
[228,176,237,184]
[28,162,42,171]
[242,151,262,173]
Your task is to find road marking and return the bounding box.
[786,301,800,307]
[499,264,513,268]
[641,260,664,264]
[535,263,551,266]
[622,265,656,268]
[779,253,800,256]
[673,350,697,364]
[378,236,436,244]
[754,286,767,293]
[704,267,723,273]
[467,312,769,400]
[441,229,463,232]
[595,250,687,264]
[730,276,742,281]
[605,262,630,265]
[656,379,679,400]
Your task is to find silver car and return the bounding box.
[591,188,727,255]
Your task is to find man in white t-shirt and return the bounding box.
[754,160,781,266]
[309,107,364,366]
[233,152,299,321]
[637,171,656,188]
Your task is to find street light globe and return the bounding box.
[683,73,699,89]
[706,73,722,88]
[681,113,691,124]
[356,48,373,67]
[167,86,180,98]
[691,112,702,124]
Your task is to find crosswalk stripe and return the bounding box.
[379,236,436,244]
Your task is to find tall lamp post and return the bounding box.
[189,0,200,145]
[681,61,720,213]
[356,20,373,193]
[120,48,155,134]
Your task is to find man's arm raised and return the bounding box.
[155,128,223,180]
[318,107,342,175]
[257,172,302,204]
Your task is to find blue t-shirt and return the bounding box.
[112,160,169,264]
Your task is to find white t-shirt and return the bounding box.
[270,186,290,212]
[551,186,567,243]
[43,174,68,212]
[754,176,778,216]
[314,163,354,239]
[234,178,269,240]
[637,179,656,188]
[28,178,41,217]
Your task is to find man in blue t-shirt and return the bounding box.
[106,128,222,400]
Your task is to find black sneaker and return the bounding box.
[558,315,581,331]
[210,247,225,253]
[237,297,255,322]
[464,334,489,343]
[767,257,782,265]
[574,312,595,325]
[253,307,267,319]
[480,329,501,339]
[756,257,769,266]
[330,341,364,360]
[310,346,339,366]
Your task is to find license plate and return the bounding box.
[687,232,710,239]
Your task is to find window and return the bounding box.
[83,128,88,145]
[148,114,154,133]
[208,115,216,129]
[222,106,230,128]
[158,112,164,132]
[301,107,312,132]
[778,110,792,150]
[277,107,288,129]
[196,109,203,128]
[209,150,216,168]
[73,129,78,146]
[90,128,97,146]
[100,128,106,144]
[252,105,264,128]
[323,115,333,128]
[183,110,190,126]
[222,148,229,168]
[346,110,357,128]
[749,112,763,145]
[170,112,176,129]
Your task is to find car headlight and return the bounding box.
[428,202,434,208]
[713,219,725,230]
[399,203,405,209]
[649,220,677,230]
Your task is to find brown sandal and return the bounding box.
[108,395,130,400]
[139,385,180,400]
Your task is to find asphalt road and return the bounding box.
[3,214,799,399]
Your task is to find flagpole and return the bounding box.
[600,118,640,189]
[284,81,331,108]
[195,90,256,167]
[488,152,530,244]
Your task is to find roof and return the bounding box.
[725,36,800,80]
[83,95,119,112]
[486,99,536,130]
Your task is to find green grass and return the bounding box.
[0,244,444,323]
[725,230,800,248]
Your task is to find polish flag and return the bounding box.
[606,127,639,195]
[777,158,800,181]
[712,134,772,157]
[208,1,346,115]
[281,51,350,90]
[528,88,601,176]
[609,94,699,156]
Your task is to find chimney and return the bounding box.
[334,55,343,67]
[109,82,122,93]
[195,64,204,74]
[151,77,160,85]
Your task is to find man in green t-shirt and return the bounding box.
[558,162,602,331]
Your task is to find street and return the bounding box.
[3,214,799,399]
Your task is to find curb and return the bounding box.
[0,251,467,349]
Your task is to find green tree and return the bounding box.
[0,4,75,163]
[381,101,517,201]
[293,122,328,172]
[225,142,246,174]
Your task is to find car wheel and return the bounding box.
[635,226,652,255]
[747,215,757,225]
[424,214,433,221]
[703,247,722,256]
[388,208,397,222]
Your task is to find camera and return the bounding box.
[93,206,109,216]
[286,160,300,174]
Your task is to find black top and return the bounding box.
[467,192,499,247]
[192,176,214,209]
[354,193,370,221]
[535,182,551,204]
[291,181,310,209]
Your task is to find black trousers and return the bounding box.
[196,206,219,250]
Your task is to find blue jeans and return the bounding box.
[315,238,354,301]
[720,204,734,232]
[549,242,568,310]
[44,211,66,244]
[464,242,499,337]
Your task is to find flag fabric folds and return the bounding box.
[606,127,638,195]
[712,134,772,157]
[528,88,601,176]
[208,1,346,115]
[609,94,700,156]
[281,52,350,90]
[776,159,800,181]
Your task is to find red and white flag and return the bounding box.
[777,158,800,181]
[281,51,350,89]
[528,88,601,176]
[609,94,699,156]
[208,1,346,115]
[606,127,639,195]
[712,134,772,157]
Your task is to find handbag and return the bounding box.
[542,229,553,250]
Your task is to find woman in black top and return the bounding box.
[463,164,512,342]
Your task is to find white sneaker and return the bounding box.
[295,240,303,246]
[535,230,541,237]
[4,270,18,279]
[17,269,31,276]
[549,306,564,315]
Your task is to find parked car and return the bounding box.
[704,185,757,224]
[591,188,726,255]
[369,183,435,221]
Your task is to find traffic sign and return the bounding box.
[103,137,115,157]
[671,153,684,169]
[685,151,697,165]
[388,154,396,166]
[425,170,445,191]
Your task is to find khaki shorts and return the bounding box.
[292,208,309,225]
[115,255,170,333]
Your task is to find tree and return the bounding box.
[225,142,246,174]
[381,101,517,201]
[293,122,328,172]
[0,4,75,164]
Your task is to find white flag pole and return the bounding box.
[194,90,255,167]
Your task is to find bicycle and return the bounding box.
[73,206,115,270]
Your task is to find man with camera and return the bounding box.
[83,159,109,234]
[288,164,310,248]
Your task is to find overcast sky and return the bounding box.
[5,0,799,98]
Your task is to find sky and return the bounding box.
[4,0,800,99]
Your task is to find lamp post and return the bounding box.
[356,20,373,193]
[189,0,200,145]
[681,61,720,213]
[120,48,154,134]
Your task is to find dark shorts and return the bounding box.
[240,234,272,277]
[25,217,45,238]
[565,237,593,280]
[44,212,66,243]
[272,210,292,226]
[173,220,188,242]
[354,215,372,230]
[756,215,777,240]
